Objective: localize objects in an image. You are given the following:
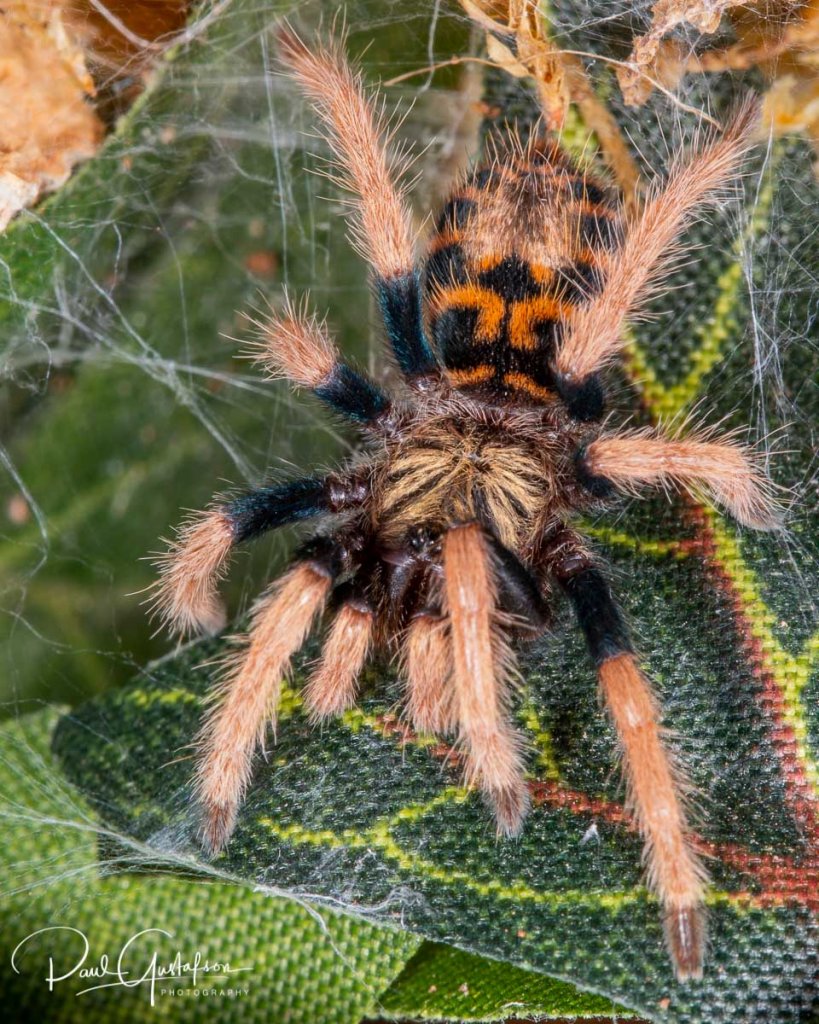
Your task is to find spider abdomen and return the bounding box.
[423,142,621,407]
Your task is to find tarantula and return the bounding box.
[153,30,778,982]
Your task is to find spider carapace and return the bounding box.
[153,29,779,982]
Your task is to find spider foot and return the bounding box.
[664,904,706,982]
[198,798,237,858]
[486,777,530,839]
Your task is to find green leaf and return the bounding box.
[51,369,819,1019]
[51,140,819,1024]
[380,941,636,1020]
[0,0,470,710]
[0,708,419,1022]
[0,709,631,1023]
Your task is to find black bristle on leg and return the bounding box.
[574,444,615,498]
[555,373,605,421]
[376,271,439,380]
[226,478,330,543]
[295,529,368,582]
[226,471,369,545]
[488,538,550,635]
[558,567,633,665]
[314,363,391,424]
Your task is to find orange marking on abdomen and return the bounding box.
[446,365,495,388]
[503,372,556,402]
[579,198,618,218]
[452,184,482,202]
[432,284,505,342]
[475,252,504,273]
[427,228,463,254]
[530,263,556,286]
[572,245,607,270]
[508,296,569,350]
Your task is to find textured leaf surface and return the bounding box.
[0,709,627,1023]
[379,942,635,1020]
[53,363,819,1021]
[2,1,817,1022]
[0,0,218,338]
[0,708,419,1022]
[0,0,467,711]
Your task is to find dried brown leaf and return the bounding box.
[618,0,753,104]
[0,3,103,230]
[0,2,191,231]
[676,1,819,162]
[459,0,644,201]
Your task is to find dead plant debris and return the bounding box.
[459,0,645,202]
[461,0,819,183]
[0,1,189,231]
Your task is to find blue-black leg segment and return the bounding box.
[376,271,439,378]
[314,363,391,424]
[560,567,633,666]
[226,478,328,543]
[574,443,615,498]
[225,473,368,545]
[555,373,605,422]
[535,527,632,665]
[488,537,550,633]
[296,527,369,582]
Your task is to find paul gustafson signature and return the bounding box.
[11,926,252,1006]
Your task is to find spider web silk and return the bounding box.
[0,1,816,1021]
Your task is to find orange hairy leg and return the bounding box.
[303,601,374,720]
[277,28,437,379]
[150,474,371,639]
[249,293,393,425]
[251,293,338,387]
[543,534,707,981]
[556,100,758,383]
[579,430,780,529]
[599,654,707,980]
[196,564,331,854]
[151,508,235,637]
[402,613,456,735]
[443,523,528,835]
[277,28,414,280]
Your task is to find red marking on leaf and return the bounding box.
[684,504,819,845]
[376,707,819,911]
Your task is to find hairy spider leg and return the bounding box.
[398,534,549,736]
[152,472,369,637]
[303,583,375,720]
[196,558,334,854]
[402,612,456,735]
[278,29,438,380]
[545,538,707,982]
[488,535,551,634]
[577,430,781,529]
[598,653,707,981]
[443,523,529,836]
[253,298,394,425]
[555,99,758,388]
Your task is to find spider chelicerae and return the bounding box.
[152,28,779,982]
